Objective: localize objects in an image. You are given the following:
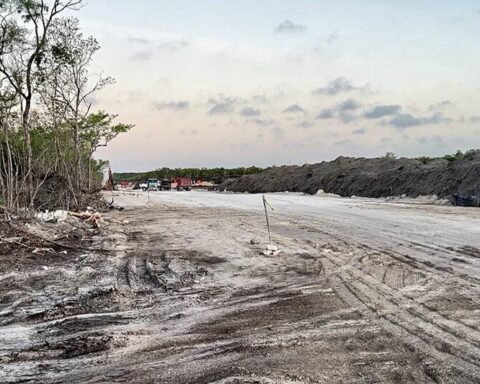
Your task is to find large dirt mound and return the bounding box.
[220,153,480,198]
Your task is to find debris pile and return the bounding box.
[220,152,480,199]
[262,244,281,256]
[35,208,104,228]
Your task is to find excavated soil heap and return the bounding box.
[220,152,480,198]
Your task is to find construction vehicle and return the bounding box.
[176,177,192,191]
[160,178,171,191]
[146,178,159,191]
[452,193,479,207]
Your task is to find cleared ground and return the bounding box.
[2,190,480,383]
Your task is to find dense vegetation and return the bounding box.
[116,150,479,184]
[0,0,132,209]
[416,149,478,164]
[114,166,266,183]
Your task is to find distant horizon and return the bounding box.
[113,147,478,173]
[73,0,480,171]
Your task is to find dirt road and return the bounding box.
[2,191,480,383]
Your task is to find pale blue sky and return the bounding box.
[74,1,480,171]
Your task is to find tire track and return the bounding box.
[319,249,480,378]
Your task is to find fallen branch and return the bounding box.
[0,236,34,250]
[7,222,112,253]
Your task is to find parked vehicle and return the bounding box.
[160,178,172,191]
[146,178,159,191]
[452,193,479,207]
[139,182,148,190]
[176,177,192,191]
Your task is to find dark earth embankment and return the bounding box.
[220,153,480,198]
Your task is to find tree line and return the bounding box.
[114,166,266,184]
[0,0,132,210]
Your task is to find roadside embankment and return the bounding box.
[220,153,480,198]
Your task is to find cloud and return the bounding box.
[470,116,480,122]
[275,20,307,33]
[129,50,154,61]
[428,100,454,111]
[152,100,189,111]
[316,108,334,119]
[352,127,366,135]
[339,112,356,123]
[240,107,261,117]
[364,105,401,119]
[251,118,275,126]
[159,38,189,53]
[325,32,339,44]
[388,112,451,129]
[251,94,267,103]
[298,121,312,128]
[128,37,149,44]
[313,77,368,96]
[282,104,305,114]
[338,98,361,112]
[209,102,234,115]
[207,95,244,115]
[315,99,361,123]
[335,139,353,146]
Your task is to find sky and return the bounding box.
[74,0,480,172]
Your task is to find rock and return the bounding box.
[262,244,281,256]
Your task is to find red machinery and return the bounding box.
[176,177,192,191]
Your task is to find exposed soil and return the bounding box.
[2,191,480,383]
[220,153,480,198]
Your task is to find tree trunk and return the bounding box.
[22,99,33,207]
[74,105,82,208]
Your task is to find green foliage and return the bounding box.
[442,149,477,162]
[416,149,478,164]
[416,156,433,164]
[384,152,397,160]
[81,111,133,154]
[114,166,266,183]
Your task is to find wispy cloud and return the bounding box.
[388,112,451,129]
[129,50,154,61]
[128,37,150,44]
[316,98,361,124]
[240,107,261,117]
[159,38,189,53]
[152,100,189,111]
[312,77,368,96]
[298,121,312,128]
[275,20,307,33]
[364,105,401,119]
[338,98,361,112]
[316,108,334,119]
[282,104,305,114]
[251,118,275,126]
[209,102,234,115]
[325,32,339,44]
[208,95,244,115]
[428,100,454,111]
[352,127,366,135]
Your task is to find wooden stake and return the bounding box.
[262,195,273,245]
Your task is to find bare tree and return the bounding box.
[45,17,113,197]
[0,0,82,206]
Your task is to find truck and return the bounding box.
[146,178,158,191]
[159,178,171,191]
[176,177,192,191]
